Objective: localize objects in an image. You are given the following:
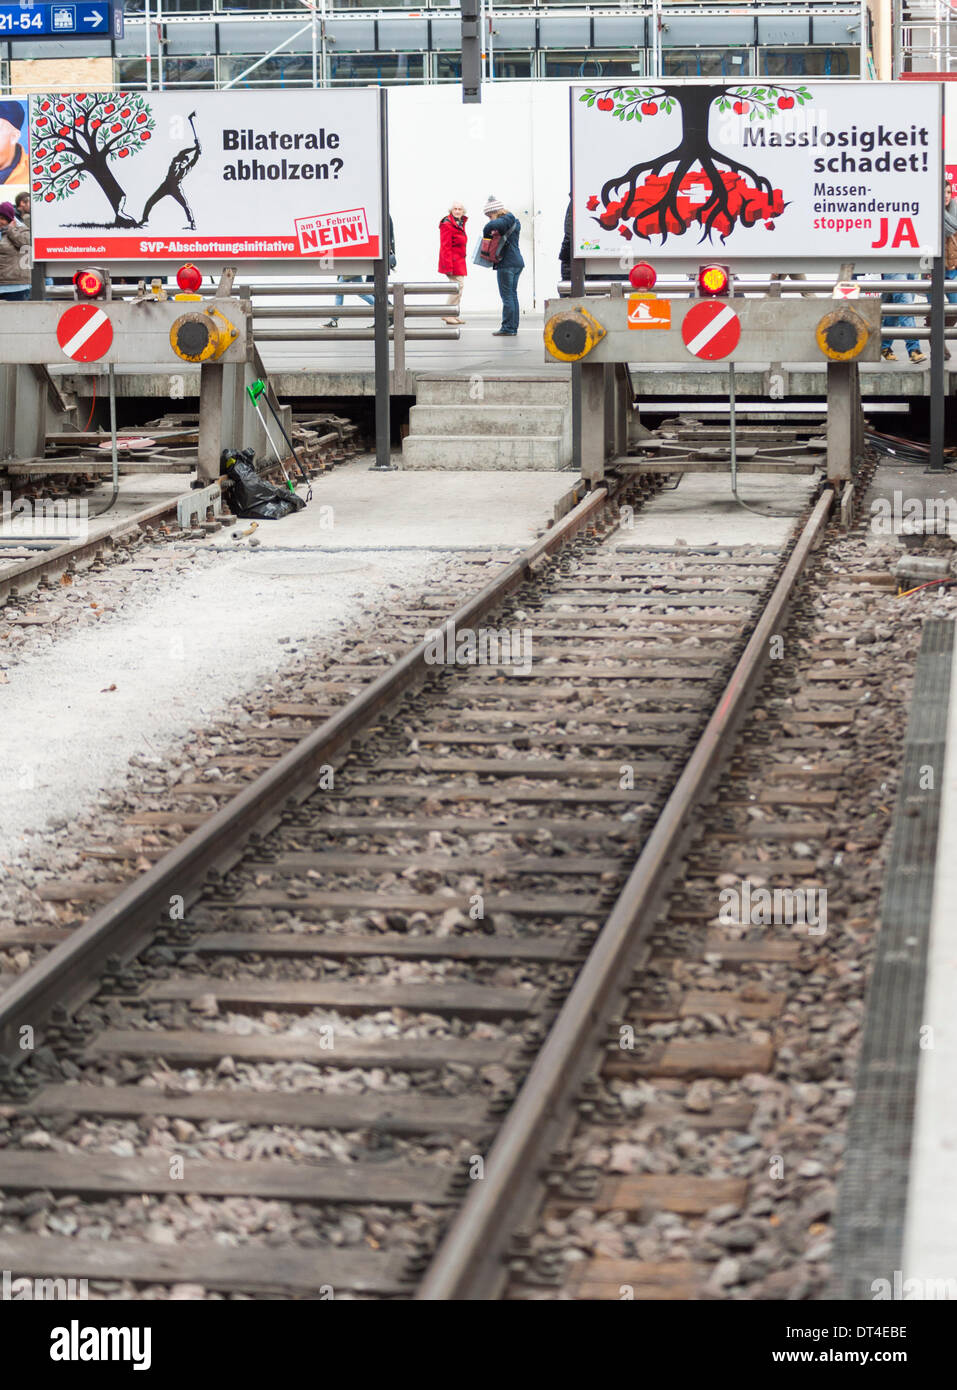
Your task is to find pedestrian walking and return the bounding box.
[482,196,524,337]
[326,217,395,328]
[881,272,926,364]
[0,201,31,301]
[438,202,467,325]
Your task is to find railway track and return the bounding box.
[0,477,857,1299]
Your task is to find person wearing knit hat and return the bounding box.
[0,199,31,300]
[0,99,27,186]
[482,196,524,336]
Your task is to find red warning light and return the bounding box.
[697,264,731,297]
[73,268,106,300]
[628,261,657,291]
[176,263,203,294]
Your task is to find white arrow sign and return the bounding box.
[83,11,104,24]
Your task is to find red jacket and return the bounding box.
[438,214,468,277]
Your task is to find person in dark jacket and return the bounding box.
[559,196,572,284]
[483,195,524,337]
[0,201,30,300]
[438,202,467,325]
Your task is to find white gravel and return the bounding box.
[0,545,444,858]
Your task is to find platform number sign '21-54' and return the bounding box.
[29,89,383,262]
[572,80,942,261]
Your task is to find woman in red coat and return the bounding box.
[438,203,467,325]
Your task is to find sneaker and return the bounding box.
[881,347,897,362]
[492,329,516,336]
[324,318,338,328]
[909,349,927,364]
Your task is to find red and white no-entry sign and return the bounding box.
[681,301,741,360]
[56,304,114,363]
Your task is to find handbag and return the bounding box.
[476,227,510,269]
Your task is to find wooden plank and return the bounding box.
[0,1151,449,1206]
[140,977,541,1019]
[84,1029,518,1071]
[270,815,646,840]
[565,1258,704,1300]
[25,1084,491,1138]
[698,936,804,963]
[337,785,650,806]
[640,1100,753,1131]
[35,881,120,903]
[605,1038,773,1079]
[376,756,671,779]
[563,1175,748,1216]
[678,990,786,1020]
[413,731,684,750]
[462,665,718,682]
[713,820,831,840]
[220,889,598,917]
[722,789,838,807]
[0,926,69,947]
[190,931,581,962]
[0,1234,407,1296]
[259,850,621,877]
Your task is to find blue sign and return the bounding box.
[0,2,123,40]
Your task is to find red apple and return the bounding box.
[55,142,65,151]
[69,179,80,189]
[110,122,122,133]
[118,147,129,157]
[44,193,55,202]
[136,113,147,124]
[777,95,794,110]
[597,97,614,112]
[104,103,115,114]
[76,93,86,100]
[76,117,85,126]
[40,101,50,111]
[33,164,42,174]
[120,107,131,118]
[641,101,657,115]
[140,132,151,141]
[35,147,47,157]
[90,119,101,129]
[36,116,47,126]
[50,162,61,172]
[59,126,68,135]
[32,182,41,192]
[56,103,65,112]
[733,101,748,114]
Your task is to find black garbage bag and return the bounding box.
[221,448,307,520]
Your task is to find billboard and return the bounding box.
[572,81,943,260]
[29,89,383,261]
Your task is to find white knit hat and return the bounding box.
[483,194,505,215]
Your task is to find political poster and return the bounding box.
[572,81,942,260]
[29,88,383,261]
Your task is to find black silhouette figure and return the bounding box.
[140,112,201,228]
[593,84,787,244]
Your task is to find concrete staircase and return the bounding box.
[402,375,572,470]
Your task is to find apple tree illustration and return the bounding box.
[580,84,813,243]
[31,92,155,227]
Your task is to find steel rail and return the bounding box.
[0,486,609,1064]
[0,488,197,606]
[417,484,835,1301]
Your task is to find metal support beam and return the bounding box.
[580,360,605,484]
[929,253,946,473]
[461,0,482,104]
[372,89,394,471]
[826,360,860,484]
[197,361,225,485]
